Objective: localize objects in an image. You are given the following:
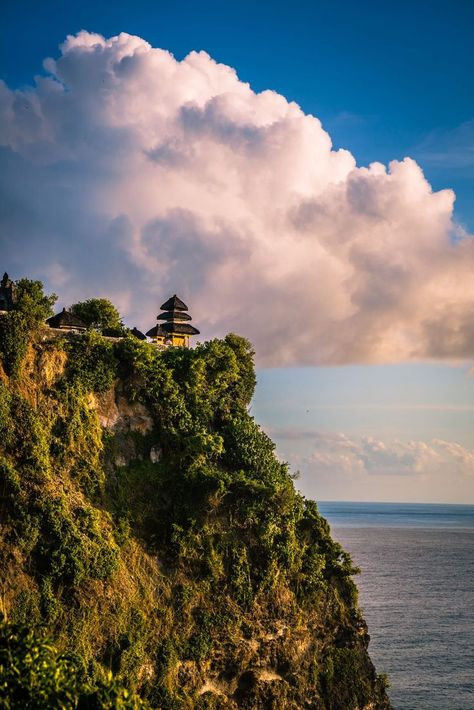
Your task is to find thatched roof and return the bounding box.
[157,311,192,322]
[1,273,13,289]
[160,295,188,311]
[146,324,167,338]
[46,308,87,330]
[161,322,200,335]
[130,327,146,340]
[147,321,199,338]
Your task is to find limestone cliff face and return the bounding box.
[90,385,156,468]
[92,385,154,434]
[0,333,391,709]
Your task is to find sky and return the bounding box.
[1,0,473,502]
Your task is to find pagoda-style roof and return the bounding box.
[148,294,199,342]
[157,311,192,322]
[1,273,13,290]
[160,295,188,312]
[161,322,200,336]
[46,308,87,330]
[130,327,146,340]
[0,272,16,312]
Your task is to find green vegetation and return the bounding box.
[0,617,148,709]
[71,298,125,336]
[0,283,390,709]
[0,278,56,376]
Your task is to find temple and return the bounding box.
[146,295,200,347]
[0,273,199,348]
[46,307,87,333]
[0,273,16,314]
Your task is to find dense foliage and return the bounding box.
[0,303,390,709]
[70,298,125,335]
[0,617,147,709]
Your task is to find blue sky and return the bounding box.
[253,364,474,503]
[1,0,473,502]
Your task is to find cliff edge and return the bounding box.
[0,299,391,708]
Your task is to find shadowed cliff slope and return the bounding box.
[0,289,391,709]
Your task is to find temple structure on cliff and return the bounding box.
[1,273,199,348]
[0,273,16,314]
[46,308,87,332]
[146,295,200,348]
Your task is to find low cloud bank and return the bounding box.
[271,428,474,479]
[1,31,474,365]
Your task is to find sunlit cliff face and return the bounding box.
[1,30,474,366]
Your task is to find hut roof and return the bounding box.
[157,310,192,322]
[161,322,200,335]
[46,308,87,330]
[130,327,147,340]
[160,295,188,312]
[145,324,167,338]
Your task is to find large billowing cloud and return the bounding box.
[1,31,474,365]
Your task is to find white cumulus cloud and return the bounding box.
[301,432,474,478]
[1,30,474,365]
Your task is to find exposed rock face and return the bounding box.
[92,384,154,434]
[149,445,162,463]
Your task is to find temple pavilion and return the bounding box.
[146,295,200,347]
[46,307,87,332]
[0,273,16,314]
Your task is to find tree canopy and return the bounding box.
[70,298,124,335]
[15,278,57,325]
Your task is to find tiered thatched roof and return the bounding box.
[151,294,200,336]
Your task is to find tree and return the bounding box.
[0,278,57,376]
[70,298,124,335]
[15,278,57,326]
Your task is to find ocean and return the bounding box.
[317,502,474,710]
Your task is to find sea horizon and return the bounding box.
[317,500,474,529]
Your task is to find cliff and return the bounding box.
[0,320,391,708]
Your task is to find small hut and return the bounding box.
[46,307,87,333]
[145,323,169,347]
[0,273,16,314]
[146,295,200,347]
[130,327,147,341]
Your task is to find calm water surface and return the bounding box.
[318,502,474,710]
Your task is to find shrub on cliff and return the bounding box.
[0,616,147,709]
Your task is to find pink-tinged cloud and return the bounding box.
[1,31,473,366]
[305,432,474,478]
